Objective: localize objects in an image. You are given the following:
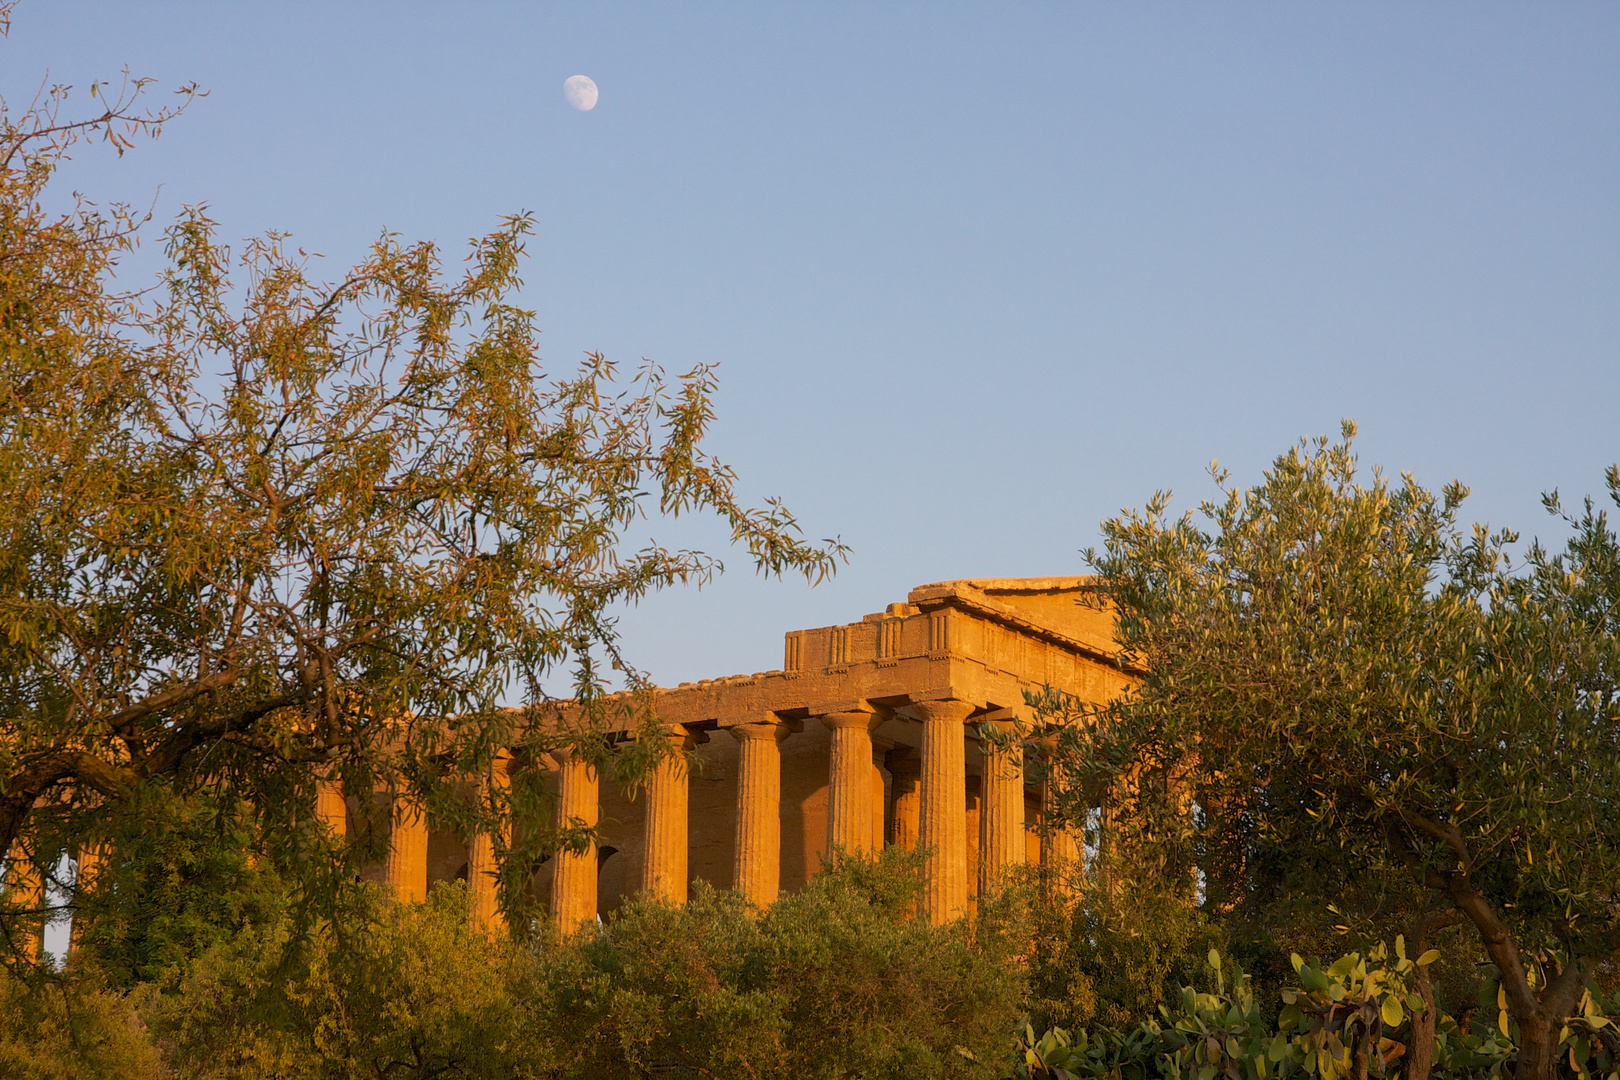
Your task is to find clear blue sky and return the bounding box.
[9,3,1618,686]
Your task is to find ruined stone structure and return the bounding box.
[355,575,1128,929]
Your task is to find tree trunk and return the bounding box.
[1351,1016,1373,1080]
[1447,881,1586,1080]
[1406,907,1463,1080]
[1514,1013,1559,1080]
[1406,954,1438,1080]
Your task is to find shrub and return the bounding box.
[0,967,162,1080]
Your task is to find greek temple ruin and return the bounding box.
[328,576,1128,930]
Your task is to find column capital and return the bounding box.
[907,698,976,725]
[731,719,791,744]
[820,709,882,733]
[642,720,701,752]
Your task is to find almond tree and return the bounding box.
[0,52,843,954]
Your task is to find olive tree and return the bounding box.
[1040,425,1620,1080]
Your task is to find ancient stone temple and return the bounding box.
[364,576,1129,928]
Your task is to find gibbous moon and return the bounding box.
[564,75,599,111]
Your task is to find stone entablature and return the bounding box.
[350,577,1128,930]
[648,577,1124,733]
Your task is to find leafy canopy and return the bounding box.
[1040,424,1620,1080]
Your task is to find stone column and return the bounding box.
[316,779,347,838]
[731,719,787,907]
[915,698,975,925]
[640,726,692,904]
[979,721,1026,896]
[822,708,878,857]
[3,843,42,962]
[469,754,511,932]
[387,792,429,904]
[886,749,921,850]
[871,752,889,852]
[552,749,599,933]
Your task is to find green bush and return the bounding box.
[535,845,1024,1078]
[150,882,547,1079]
[73,788,288,991]
[0,968,162,1080]
[1024,871,1228,1034]
[142,847,1023,1078]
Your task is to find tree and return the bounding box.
[0,36,843,955]
[1040,424,1620,1080]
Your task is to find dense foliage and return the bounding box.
[1037,425,1620,1080]
[1,850,1027,1079]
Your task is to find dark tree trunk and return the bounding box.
[1406,907,1464,1080]
[1351,1014,1375,1080]
[1447,880,1587,1080]
[1514,1013,1560,1080]
[1406,955,1438,1080]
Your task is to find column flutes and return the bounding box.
[886,749,921,850]
[640,726,692,904]
[1043,777,1082,893]
[915,698,975,925]
[469,753,511,932]
[316,779,347,838]
[731,719,787,907]
[1039,736,1081,901]
[69,842,101,955]
[870,752,888,852]
[822,708,878,857]
[386,792,429,904]
[978,720,1026,896]
[552,748,600,933]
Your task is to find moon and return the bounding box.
[564,75,599,111]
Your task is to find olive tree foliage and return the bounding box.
[1037,424,1620,1080]
[0,51,844,947]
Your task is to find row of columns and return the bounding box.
[817,701,1031,924]
[318,764,508,932]
[542,699,1044,932]
[4,703,1067,961]
[335,701,1067,935]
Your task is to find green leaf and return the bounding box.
[1382,996,1405,1028]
